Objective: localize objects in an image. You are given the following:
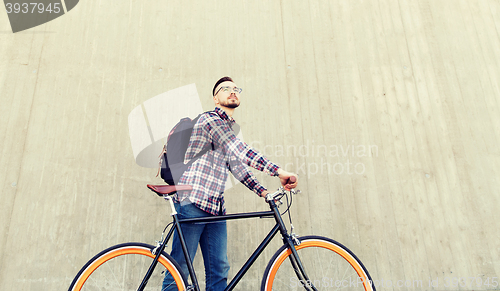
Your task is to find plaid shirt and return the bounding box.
[174,107,279,215]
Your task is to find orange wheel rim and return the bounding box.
[265,240,371,291]
[74,246,185,291]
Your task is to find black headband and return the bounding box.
[212,76,233,96]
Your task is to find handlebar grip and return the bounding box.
[287,176,297,184]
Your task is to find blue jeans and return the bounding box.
[162,203,229,291]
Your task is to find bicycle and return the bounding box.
[68,178,376,291]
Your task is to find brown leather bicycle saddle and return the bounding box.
[147,184,193,196]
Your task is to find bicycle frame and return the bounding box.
[137,197,315,291]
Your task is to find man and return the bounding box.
[162,76,298,291]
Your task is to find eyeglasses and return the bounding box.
[215,86,243,96]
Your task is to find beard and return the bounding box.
[222,98,240,108]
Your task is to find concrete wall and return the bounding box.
[1,0,499,290]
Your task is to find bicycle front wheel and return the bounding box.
[261,236,375,291]
[68,242,187,291]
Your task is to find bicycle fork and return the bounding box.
[136,227,172,291]
[285,239,319,291]
[269,200,318,291]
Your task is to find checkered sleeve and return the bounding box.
[204,115,280,177]
[227,155,267,196]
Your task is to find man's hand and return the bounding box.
[260,190,269,198]
[277,168,298,191]
[260,169,298,199]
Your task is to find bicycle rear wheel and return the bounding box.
[68,242,187,291]
[261,236,375,291]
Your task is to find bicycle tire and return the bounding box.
[68,242,187,291]
[261,236,376,291]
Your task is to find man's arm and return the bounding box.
[227,156,268,196]
[203,114,279,176]
[227,147,298,197]
[203,113,299,195]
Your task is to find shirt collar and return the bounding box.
[214,107,235,124]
